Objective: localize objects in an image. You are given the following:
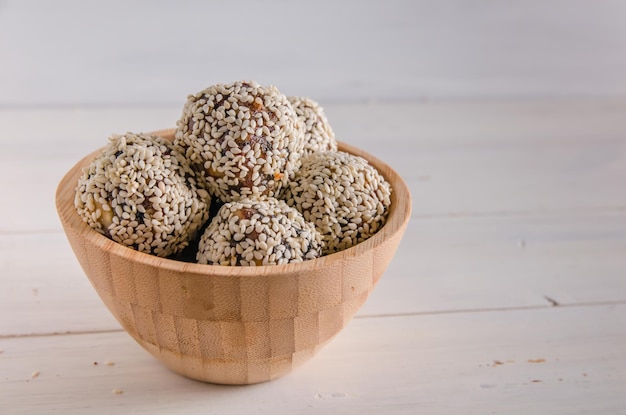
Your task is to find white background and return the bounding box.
[2,0,626,107]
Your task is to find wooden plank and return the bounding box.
[1,304,624,414]
[0,108,182,162]
[3,135,626,232]
[3,101,626,232]
[385,137,626,217]
[0,160,76,233]
[4,100,626,160]
[2,211,625,336]
[0,232,119,336]
[367,210,626,316]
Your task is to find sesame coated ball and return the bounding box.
[75,132,210,257]
[285,151,392,254]
[287,96,337,157]
[175,80,305,202]
[197,197,322,266]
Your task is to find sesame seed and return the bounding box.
[174,81,305,202]
[287,96,337,157]
[197,197,321,266]
[284,150,392,254]
[75,132,210,257]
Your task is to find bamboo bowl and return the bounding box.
[55,128,411,385]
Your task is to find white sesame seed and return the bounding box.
[284,150,392,254]
[75,132,210,257]
[174,81,305,202]
[196,197,321,266]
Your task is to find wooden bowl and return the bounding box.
[55,128,411,385]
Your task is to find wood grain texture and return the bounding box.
[3,99,626,413]
[2,304,624,414]
[3,210,626,337]
[3,100,626,233]
[54,130,411,384]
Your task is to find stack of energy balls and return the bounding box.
[75,80,392,266]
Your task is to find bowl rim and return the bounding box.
[55,128,412,277]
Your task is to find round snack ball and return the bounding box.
[287,96,337,157]
[197,197,322,266]
[285,151,392,254]
[175,80,305,202]
[75,132,210,258]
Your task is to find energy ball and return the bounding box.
[197,197,322,266]
[285,151,392,254]
[288,96,337,157]
[175,80,305,202]
[75,132,210,257]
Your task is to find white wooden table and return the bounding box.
[1,99,625,414]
